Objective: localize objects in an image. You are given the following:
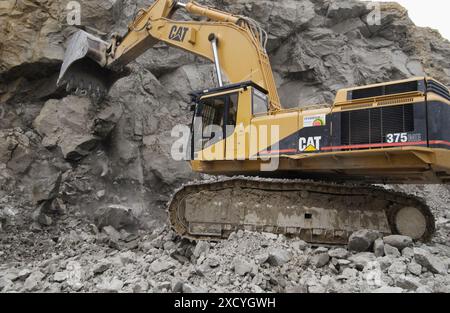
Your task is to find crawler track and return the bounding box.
[168,177,435,244]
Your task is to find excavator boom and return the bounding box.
[58,0,281,109]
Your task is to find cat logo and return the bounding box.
[299,136,322,152]
[169,26,189,42]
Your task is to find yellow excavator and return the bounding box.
[57,0,450,244]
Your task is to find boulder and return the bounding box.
[150,260,175,274]
[348,229,381,252]
[407,262,422,276]
[328,248,348,259]
[373,238,385,257]
[388,261,407,276]
[291,240,308,251]
[0,129,35,174]
[233,258,254,276]
[32,171,62,204]
[193,241,210,258]
[311,253,330,268]
[33,96,100,161]
[94,205,140,233]
[414,248,447,274]
[267,248,291,266]
[402,247,414,259]
[395,275,422,291]
[382,235,413,251]
[96,278,124,293]
[53,271,69,283]
[384,244,401,257]
[348,252,376,271]
[23,271,45,292]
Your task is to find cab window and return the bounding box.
[191,92,239,154]
[252,88,268,115]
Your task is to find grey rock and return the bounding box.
[416,286,433,293]
[348,229,381,252]
[407,262,422,276]
[402,247,414,259]
[267,248,291,266]
[133,281,149,293]
[150,260,175,273]
[308,285,326,293]
[34,97,100,160]
[23,271,45,292]
[207,256,220,268]
[193,241,210,258]
[182,283,204,293]
[32,172,62,203]
[388,261,407,276]
[372,286,404,293]
[414,248,447,274]
[378,256,395,271]
[255,252,269,264]
[119,251,136,265]
[0,129,35,176]
[0,277,13,291]
[172,280,184,293]
[285,284,308,293]
[328,248,348,259]
[233,258,253,276]
[395,275,421,291]
[95,205,140,233]
[53,271,69,283]
[342,268,358,279]
[314,247,329,254]
[102,226,121,243]
[291,240,308,251]
[348,252,376,270]
[93,260,112,274]
[16,268,32,281]
[373,238,385,257]
[158,281,172,291]
[384,244,401,257]
[311,253,330,268]
[96,278,124,293]
[383,235,413,251]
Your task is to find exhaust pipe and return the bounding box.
[57,30,129,101]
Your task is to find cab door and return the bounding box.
[190,91,239,160]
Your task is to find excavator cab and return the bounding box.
[189,82,270,162]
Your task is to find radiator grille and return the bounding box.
[341,105,414,146]
[427,80,450,101]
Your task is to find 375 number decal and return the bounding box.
[386,132,408,143]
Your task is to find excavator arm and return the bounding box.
[58,0,281,111]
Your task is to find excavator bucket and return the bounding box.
[57,30,127,101]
